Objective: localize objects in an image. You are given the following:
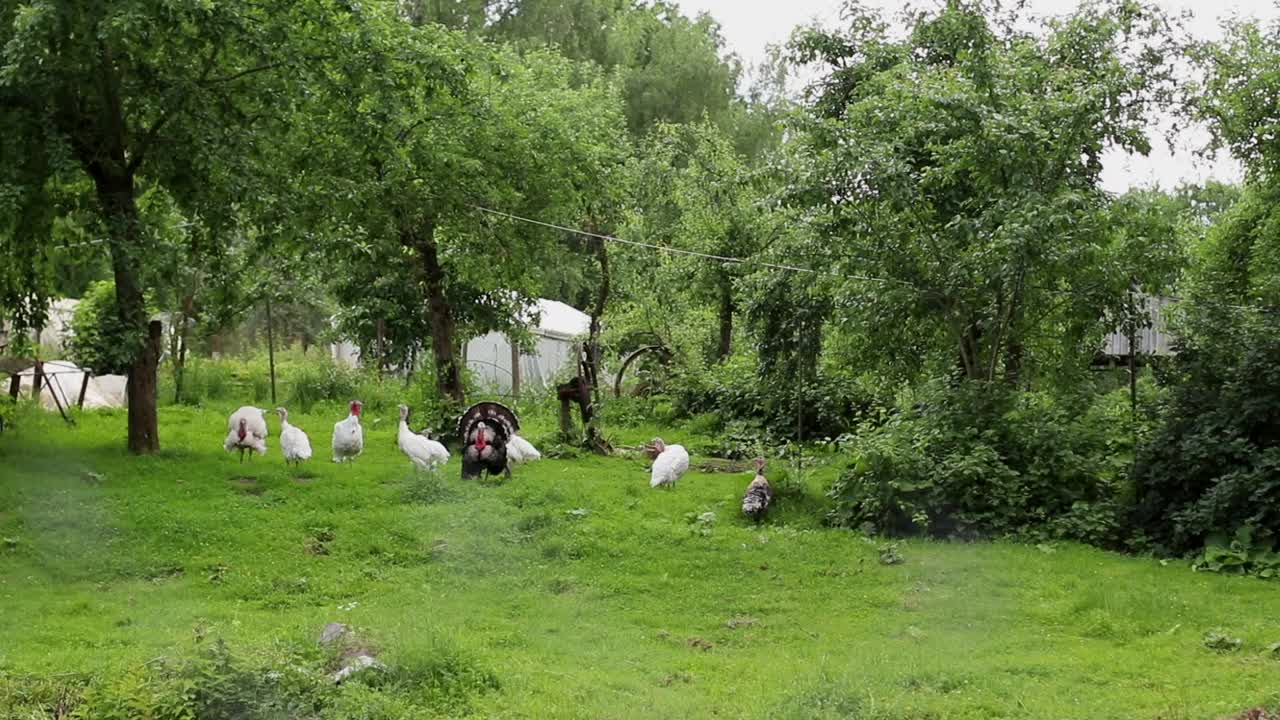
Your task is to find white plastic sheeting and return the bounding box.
[327,299,592,391]
[16,360,128,410]
[465,299,591,393]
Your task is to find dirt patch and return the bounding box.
[659,671,693,687]
[687,637,715,651]
[229,477,265,495]
[691,458,750,474]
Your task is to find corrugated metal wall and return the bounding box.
[1101,295,1176,357]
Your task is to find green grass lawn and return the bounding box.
[1,404,1277,719]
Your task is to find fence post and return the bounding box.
[509,336,521,401]
[32,360,43,398]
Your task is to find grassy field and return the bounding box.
[1,403,1278,719]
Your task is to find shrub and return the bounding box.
[288,360,363,413]
[828,382,1127,543]
[1,637,498,719]
[1131,313,1280,556]
[666,353,876,441]
[67,281,143,375]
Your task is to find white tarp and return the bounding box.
[466,299,591,393]
[16,360,128,410]
[326,299,592,391]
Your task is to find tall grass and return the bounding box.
[159,348,406,412]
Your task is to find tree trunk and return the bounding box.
[128,321,162,452]
[415,227,465,405]
[95,171,160,454]
[955,321,984,383]
[584,235,610,452]
[716,273,734,362]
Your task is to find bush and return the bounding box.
[1131,313,1280,557]
[288,360,363,413]
[1,637,498,719]
[828,382,1129,543]
[67,281,142,375]
[666,353,876,441]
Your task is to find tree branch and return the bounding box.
[129,44,223,174]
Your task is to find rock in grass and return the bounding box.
[318,622,384,684]
[1203,630,1242,653]
[332,653,382,684]
[319,622,348,645]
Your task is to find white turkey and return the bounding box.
[741,457,773,523]
[457,401,519,480]
[276,407,312,468]
[331,400,364,463]
[506,434,541,469]
[398,404,449,471]
[225,406,268,462]
[649,437,689,489]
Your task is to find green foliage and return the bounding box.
[829,383,1130,543]
[1130,185,1280,557]
[1194,526,1280,579]
[288,362,364,414]
[0,636,499,719]
[788,0,1182,384]
[67,281,141,375]
[664,352,875,443]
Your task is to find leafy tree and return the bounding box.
[787,0,1181,385]
[295,15,628,404]
[601,2,739,135]
[0,0,350,452]
[620,121,760,362]
[1129,17,1280,554]
[1130,183,1280,554]
[414,0,741,138]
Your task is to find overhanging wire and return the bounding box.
[470,203,1278,316]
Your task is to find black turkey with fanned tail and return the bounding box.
[456,401,520,480]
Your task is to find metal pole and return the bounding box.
[266,296,277,405]
[1128,290,1137,417]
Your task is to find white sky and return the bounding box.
[674,0,1280,192]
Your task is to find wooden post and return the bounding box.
[556,380,578,439]
[266,296,277,405]
[509,335,521,401]
[78,369,91,409]
[32,360,43,399]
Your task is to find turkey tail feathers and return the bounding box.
[455,401,520,445]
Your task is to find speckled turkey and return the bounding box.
[456,401,520,480]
